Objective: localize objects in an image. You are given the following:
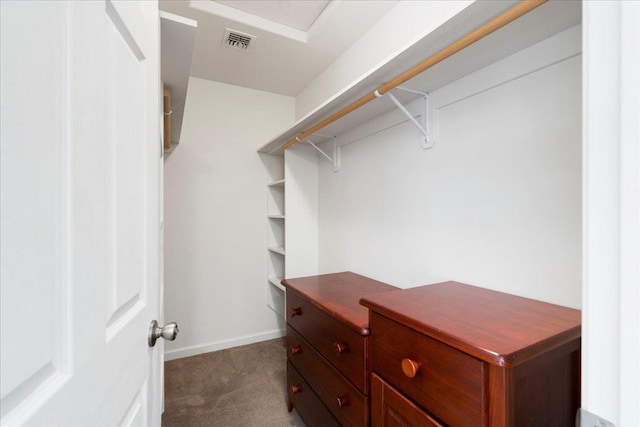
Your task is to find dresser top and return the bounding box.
[282,272,398,336]
[360,281,581,366]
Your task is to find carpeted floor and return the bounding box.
[162,338,305,427]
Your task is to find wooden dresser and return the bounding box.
[283,272,398,426]
[360,281,582,427]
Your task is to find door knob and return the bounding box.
[148,320,179,347]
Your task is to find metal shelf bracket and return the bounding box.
[375,86,433,149]
[297,135,341,172]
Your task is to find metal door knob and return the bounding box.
[148,320,179,347]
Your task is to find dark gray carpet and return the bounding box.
[162,338,305,427]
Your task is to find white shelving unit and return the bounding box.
[262,144,319,319]
[264,154,286,316]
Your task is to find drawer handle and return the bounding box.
[290,345,302,355]
[333,342,349,356]
[290,384,302,395]
[336,395,349,409]
[290,307,302,318]
[401,358,420,378]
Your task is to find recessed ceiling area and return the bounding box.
[159,0,398,97]
[216,0,330,32]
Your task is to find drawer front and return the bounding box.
[371,313,485,427]
[371,373,443,427]
[288,326,368,427]
[287,362,340,427]
[287,290,368,393]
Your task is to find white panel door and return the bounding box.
[0,1,162,425]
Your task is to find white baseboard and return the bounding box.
[164,329,286,361]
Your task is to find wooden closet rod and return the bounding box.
[283,0,547,150]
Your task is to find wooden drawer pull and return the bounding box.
[401,358,420,378]
[336,395,349,409]
[290,345,302,355]
[290,384,302,395]
[290,307,302,318]
[333,342,349,356]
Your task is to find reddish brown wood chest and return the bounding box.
[360,281,581,427]
[283,272,398,426]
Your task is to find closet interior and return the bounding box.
[258,0,582,320]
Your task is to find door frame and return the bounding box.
[582,1,640,425]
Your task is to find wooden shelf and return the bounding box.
[257,1,579,155]
[268,246,286,256]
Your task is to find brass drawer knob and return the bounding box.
[333,342,349,356]
[290,345,302,355]
[290,384,302,395]
[401,358,420,378]
[336,395,349,409]
[290,307,302,318]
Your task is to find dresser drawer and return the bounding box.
[287,290,368,393]
[371,313,485,426]
[371,373,443,427]
[287,326,368,427]
[287,362,340,427]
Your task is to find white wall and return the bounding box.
[318,26,582,308]
[295,0,473,120]
[163,77,294,360]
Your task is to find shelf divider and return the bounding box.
[268,246,286,256]
[268,179,285,187]
[268,277,286,292]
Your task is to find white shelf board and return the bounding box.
[268,277,286,292]
[268,215,285,219]
[161,11,197,147]
[268,246,286,256]
[268,179,285,187]
[257,0,580,154]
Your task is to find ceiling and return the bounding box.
[159,0,398,97]
[216,0,330,32]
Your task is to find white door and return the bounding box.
[1,1,163,425]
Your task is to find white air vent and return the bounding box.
[222,29,256,51]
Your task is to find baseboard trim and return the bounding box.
[164,329,286,361]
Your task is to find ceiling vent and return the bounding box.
[222,29,256,51]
